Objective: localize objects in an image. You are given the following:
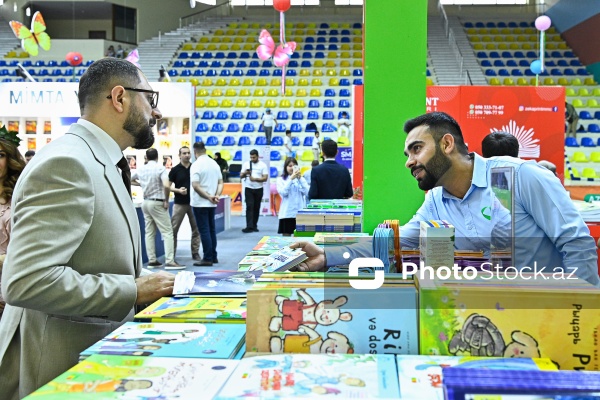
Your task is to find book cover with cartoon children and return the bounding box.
[396,355,557,400]
[214,354,399,399]
[27,354,238,399]
[246,284,418,355]
[80,322,245,360]
[418,275,600,371]
[134,296,247,323]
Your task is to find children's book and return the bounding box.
[418,275,600,371]
[43,120,51,134]
[27,137,36,150]
[238,255,268,271]
[252,236,308,252]
[135,296,247,323]
[27,354,238,399]
[246,284,418,355]
[25,120,37,134]
[247,246,308,272]
[214,354,399,399]
[173,270,262,296]
[396,355,557,400]
[80,322,245,360]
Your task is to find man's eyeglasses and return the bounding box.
[107,87,159,109]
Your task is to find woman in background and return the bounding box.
[0,133,26,319]
[276,157,309,237]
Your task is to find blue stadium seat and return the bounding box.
[255,136,267,145]
[292,111,304,120]
[210,61,222,68]
[226,124,239,133]
[239,135,252,145]
[316,44,326,51]
[247,111,259,120]
[323,111,334,120]
[291,53,300,59]
[289,61,299,68]
[323,99,335,108]
[302,52,313,59]
[315,52,325,58]
[301,61,312,68]
[464,22,474,28]
[201,111,214,120]
[173,61,184,68]
[232,70,243,76]
[303,137,314,146]
[305,124,317,133]
[307,111,319,120]
[322,123,336,133]
[215,52,225,59]
[325,89,336,97]
[304,44,314,51]
[306,37,315,43]
[277,111,289,120]
[168,70,178,77]
[341,37,350,43]
[263,61,273,68]
[34,60,45,66]
[317,30,327,36]
[329,44,338,51]
[178,52,189,59]
[47,60,58,67]
[270,166,279,178]
[273,70,282,77]
[339,89,351,97]
[242,123,255,133]
[206,70,217,77]
[185,61,196,67]
[565,51,575,58]
[190,52,201,59]
[196,123,209,132]
[223,135,236,144]
[577,68,589,75]
[199,61,209,67]
[353,69,363,76]
[498,69,510,76]
[491,60,503,67]
[339,100,350,108]
[288,70,297,76]
[477,52,488,59]
[227,52,237,59]
[259,69,270,76]
[271,136,284,146]
[570,59,582,67]
[195,136,203,143]
[565,137,578,147]
[308,100,320,108]
[582,137,596,147]
[232,111,243,119]
[292,136,301,146]
[224,61,234,68]
[505,60,517,67]
[341,29,351,35]
[236,61,248,68]
[246,69,257,76]
[580,111,593,120]
[291,123,302,133]
[206,135,219,145]
[352,23,362,29]
[240,52,250,59]
[329,37,339,43]
[274,123,286,133]
[317,37,326,43]
[550,68,563,76]
[211,124,224,133]
[216,111,229,120]
[511,69,523,77]
[203,52,213,59]
[485,69,497,77]
[594,111,600,120]
[339,79,350,86]
[589,124,600,133]
[233,150,242,161]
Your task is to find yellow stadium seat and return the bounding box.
[543,78,555,85]
[300,150,314,162]
[311,79,322,86]
[569,167,580,178]
[572,151,588,163]
[329,78,339,86]
[516,78,528,86]
[340,60,351,67]
[195,44,206,50]
[245,37,254,43]
[470,36,481,43]
[210,37,221,43]
[313,69,323,76]
[426,77,434,86]
[295,29,305,35]
[593,88,600,97]
[219,44,229,50]
[211,89,223,97]
[221,99,233,107]
[299,78,309,86]
[239,23,248,28]
[545,43,556,49]
[585,77,597,85]
[257,79,267,86]
[207,44,217,50]
[267,89,278,97]
[326,69,337,76]
[229,78,240,86]
[340,44,351,51]
[232,41,242,47]
[243,44,254,50]
[296,89,307,97]
[314,60,325,68]
[294,99,306,108]
[251,23,260,29]
[214,29,224,35]
[588,99,599,108]
[565,88,576,96]
[353,43,362,50]
[280,99,291,108]
[507,43,518,50]
[353,60,363,67]
[202,79,213,86]
[328,52,338,59]
[330,23,339,28]
[503,78,514,86]
[473,43,484,50]
[235,99,248,107]
[207,99,219,108]
[250,99,262,108]
[222,37,232,43]
[524,28,535,34]
[579,88,590,97]
[197,89,209,97]
[242,78,255,86]
[490,28,499,35]
[571,78,582,86]
[482,36,492,42]
[300,69,310,76]
[485,43,496,50]
[557,78,569,86]
[182,43,193,50]
[285,88,292,96]
[591,152,600,163]
[340,69,350,76]
[501,28,510,35]
[467,28,477,34]
[229,23,238,28]
[195,99,206,108]
[189,78,199,86]
[310,89,321,97]
[489,78,501,86]
[558,43,568,49]
[225,29,235,35]
[199,37,209,43]
[352,37,362,43]
[265,99,276,108]
[225,89,236,97]
[286,78,295,86]
[572,99,584,107]
[521,43,533,50]
[216,78,227,86]
[238,29,247,35]
[297,23,306,28]
[583,168,598,179]
[337,136,351,146]
[353,29,362,35]
[253,89,265,96]
[240,89,251,96]
[220,150,232,161]
[307,29,316,35]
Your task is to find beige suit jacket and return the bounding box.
[0,124,142,399]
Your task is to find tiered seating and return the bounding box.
[0,59,94,82]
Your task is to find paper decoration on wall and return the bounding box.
[9,11,51,57]
[256,0,295,95]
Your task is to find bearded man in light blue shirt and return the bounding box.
[291,112,600,286]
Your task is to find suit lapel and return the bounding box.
[67,125,141,276]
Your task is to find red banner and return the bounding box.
[427,86,565,180]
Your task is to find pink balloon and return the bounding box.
[535,15,551,31]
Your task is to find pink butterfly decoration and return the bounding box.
[125,48,140,68]
[256,30,296,68]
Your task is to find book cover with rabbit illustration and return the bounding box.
[246,284,418,355]
[418,275,600,371]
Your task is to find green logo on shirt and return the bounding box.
[481,206,491,221]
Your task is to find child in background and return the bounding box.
[276,157,309,236]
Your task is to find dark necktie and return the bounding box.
[116,156,131,197]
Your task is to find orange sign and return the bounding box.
[222,183,243,214]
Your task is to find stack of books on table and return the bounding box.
[134,296,247,324]
[295,208,361,233]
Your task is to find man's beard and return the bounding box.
[414,145,451,191]
[124,107,155,149]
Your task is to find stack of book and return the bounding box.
[134,296,247,324]
[172,270,262,296]
[295,199,363,233]
[247,246,308,272]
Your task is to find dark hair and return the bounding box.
[282,157,298,179]
[24,150,35,157]
[403,112,469,155]
[0,140,26,202]
[481,131,519,158]
[193,141,205,151]
[214,152,221,158]
[321,139,338,158]
[285,129,291,135]
[178,146,189,155]
[250,149,258,156]
[78,58,142,115]
[311,160,319,167]
[145,148,158,161]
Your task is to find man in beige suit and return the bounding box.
[0,58,175,399]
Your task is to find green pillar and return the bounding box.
[363,0,427,232]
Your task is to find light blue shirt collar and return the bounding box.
[441,153,484,201]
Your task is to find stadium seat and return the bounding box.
[565,137,579,147]
[580,111,593,120]
[582,137,596,147]
[270,166,279,178]
[216,111,228,120]
[255,136,267,145]
[589,124,600,133]
[201,111,214,120]
[308,100,320,108]
[271,136,284,146]
[291,123,302,133]
[206,135,219,145]
[323,111,334,120]
[307,111,319,120]
[300,150,314,162]
[232,111,243,119]
[196,123,209,132]
[210,124,223,133]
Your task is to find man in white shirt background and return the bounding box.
[260,108,277,145]
[311,130,321,161]
[240,149,269,233]
[190,142,223,267]
[283,129,294,158]
[338,111,351,138]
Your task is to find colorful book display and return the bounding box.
[247,246,308,272]
[173,270,262,296]
[246,282,419,355]
[418,275,600,370]
[27,354,238,398]
[214,354,400,399]
[80,322,245,360]
[134,296,247,323]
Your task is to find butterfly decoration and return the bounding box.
[9,11,51,57]
[125,49,141,68]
